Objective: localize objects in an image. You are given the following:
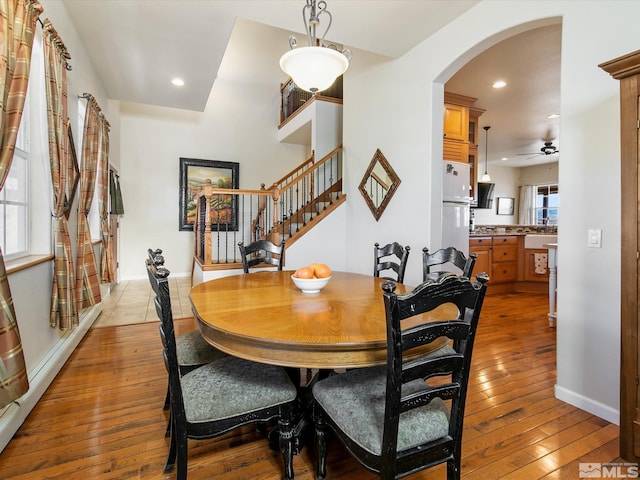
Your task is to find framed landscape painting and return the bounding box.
[179,158,239,231]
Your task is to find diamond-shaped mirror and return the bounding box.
[358,149,401,221]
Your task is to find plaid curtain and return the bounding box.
[43,19,77,329]
[74,95,102,309]
[0,0,43,407]
[97,115,113,283]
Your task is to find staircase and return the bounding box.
[192,146,345,278]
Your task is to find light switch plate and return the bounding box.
[588,228,602,248]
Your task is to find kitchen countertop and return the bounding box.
[470,226,557,237]
[469,232,524,237]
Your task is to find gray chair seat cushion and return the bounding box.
[181,356,298,423]
[176,329,226,367]
[313,365,450,456]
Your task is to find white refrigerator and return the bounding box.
[442,162,471,255]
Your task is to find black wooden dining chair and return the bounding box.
[373,242,410,283]
[147,249,227,438]
[238,239,285,273]
[312,272,489,480]
[146,258,298,480]
[422,247,477,281]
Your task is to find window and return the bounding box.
[0,101,30,259]
[0,30,50,261]
[535,184,558,226]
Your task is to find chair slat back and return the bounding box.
[238,240,285,273]
[422,247,477,281]
[147,248,165,267]
[145,258,187,424]
[374,242,411,283]
[380,272,488,474]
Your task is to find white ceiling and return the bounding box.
[60,0,560,169]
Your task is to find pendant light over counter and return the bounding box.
[481,125,491,182]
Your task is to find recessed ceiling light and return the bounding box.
[547,113,560,119]
[501,157,508,161]
[492,80,507,89]
[171,78,185,87]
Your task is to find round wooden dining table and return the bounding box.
[190,270,452,370]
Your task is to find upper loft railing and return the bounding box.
[194,146,344,269]
[280,76,343,124]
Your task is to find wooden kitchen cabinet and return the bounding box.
[469,237,491,278]
[468,107,484,203]
[443,102,469,142]
[491,236,518,284]
[443,92,484,203]
[469,235,517,293]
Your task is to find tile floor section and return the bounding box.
[93,277,193,328]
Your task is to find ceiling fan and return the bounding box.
[537,140,560,155]
[518,129,560,159]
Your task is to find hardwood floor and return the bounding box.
[0,292,620,479]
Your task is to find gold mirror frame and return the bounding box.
[358,149,401,221]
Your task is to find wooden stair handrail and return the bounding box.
[279,145,342,192]
[268,153,315,190]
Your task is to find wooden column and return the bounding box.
[599,49,640,462]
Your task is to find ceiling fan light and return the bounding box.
[280,46,349,93]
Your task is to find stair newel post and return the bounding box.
[194,184,205,264]
[194,191,201,262]
[270,186,283,245]
[253,183,267,242]
[202,179,213,266]
[310,150,316,220]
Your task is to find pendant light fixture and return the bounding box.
[279,0,352,94]
[481,125,492,182]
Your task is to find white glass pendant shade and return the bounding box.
[280,46,348,93]
[481,172,491,182]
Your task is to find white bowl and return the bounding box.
[291,275,331,294]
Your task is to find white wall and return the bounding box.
[520,162,559,187]
[342,0,638,424]
[473,164,521,225]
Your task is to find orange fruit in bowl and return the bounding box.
[308,263,320,278]
[293,266,314,279]
[312,263,332,279]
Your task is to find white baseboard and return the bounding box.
[0,303,102,452]
[555,384,619,425]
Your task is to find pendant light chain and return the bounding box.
[482,126,491,182]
